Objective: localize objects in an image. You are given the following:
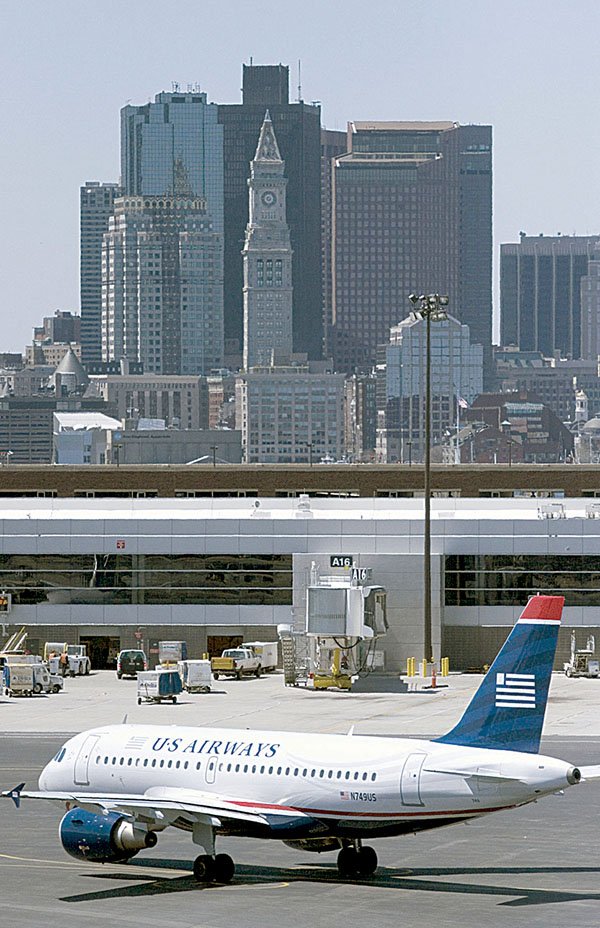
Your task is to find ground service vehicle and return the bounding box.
[178,659,212,693]
[45,642,91,676]
[117,650,147,679]
[3,662,59,696]
[211,647,261,680]
[137,669,182,704]
[158,641,187,664]
[564,632,600,677]
[7,595,600,888]
[243,641,278,672]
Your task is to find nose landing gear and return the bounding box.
[337,840,378,878]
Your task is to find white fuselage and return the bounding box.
[39,724,577,840]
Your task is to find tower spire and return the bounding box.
[253,111,282,162]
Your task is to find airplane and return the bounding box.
[4,593,600,884]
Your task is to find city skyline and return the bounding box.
[3,0,600,351]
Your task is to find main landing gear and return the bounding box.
[337,840,378,878]
[193,852,235,883]
[191,821,235,884]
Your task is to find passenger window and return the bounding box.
[235,764,240,772]
[112,757,116,765]
[260,765,265,774]
[184,761,189,770]
[119,758,124,766]
[227,763,232,772]
[268,766,273,774]
[319,770,324,778]
[353,772,359,780]
[143,759,148,767]
[167,760,172,768]
[336,771,342,779]
[311,769,316,777]
[294,768,299,776]
[345,771,350,779]
[243,765,248,773]
[252,765,257,773]
[127,758,132,766]
[277,767,282,775]
[285,767,290,776]
[196,762,201,770]
[152,759,157,767]
[160,760,165,768]
[327,771,333,779]
[371,773,376,781]
[362,772,367,781]
[176,761,180,769]
[303,768,307,777]
[104,757,108,765]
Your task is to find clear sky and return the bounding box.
[2,0,600,351]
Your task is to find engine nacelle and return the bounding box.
[283,838,340,853]
[59,808,157,863]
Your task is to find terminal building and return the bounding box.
[2,489,600,672]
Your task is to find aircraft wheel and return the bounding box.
[357,846,378,876]
[193,854,215,882]
[213,853,235,883]
[337,846,360,878]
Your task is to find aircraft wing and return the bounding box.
[579,765,600,781]
[2,784,275,828]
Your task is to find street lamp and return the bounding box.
[408,293,449,673]
[210,445,218,468]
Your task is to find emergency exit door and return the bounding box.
[74,735,100,786]
[205,756,218,785]
[400,752,426,806]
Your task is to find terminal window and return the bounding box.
[445,554,600,607]
[0,553,292,606]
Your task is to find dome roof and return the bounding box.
[53,348,88,387]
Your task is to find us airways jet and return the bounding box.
[4,595,599,884]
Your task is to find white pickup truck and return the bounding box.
[211,648,262,680]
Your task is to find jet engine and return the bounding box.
[59,808,157,863]
[283,838,340,853]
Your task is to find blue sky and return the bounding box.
[2,0,600,350]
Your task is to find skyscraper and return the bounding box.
[330,122,492,374]
[218,65,322,361]
[242,114,293,370]
[321,129,347,355]
[120,90,223,232]
[80,182,121,364]
[500,233,600,357]
[102,195,223,375]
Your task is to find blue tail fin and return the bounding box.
[436,595,564,754]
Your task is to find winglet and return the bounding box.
[3,782,25,809]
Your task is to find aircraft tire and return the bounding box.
[193,854,215,882]
[214,853,235,883]
[337,846,360,878]
[357,846,378,876]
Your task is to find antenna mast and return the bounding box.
[297,59,302,102]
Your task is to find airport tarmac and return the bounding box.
[2,673,600,927]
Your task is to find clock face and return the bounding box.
[261,190,277,207]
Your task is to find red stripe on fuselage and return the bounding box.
[228,798,517,819]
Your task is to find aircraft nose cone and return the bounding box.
[567,766,581,785]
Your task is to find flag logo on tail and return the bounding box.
[495,672,536,709]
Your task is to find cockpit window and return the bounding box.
[53,747,66,763]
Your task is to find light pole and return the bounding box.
[210,445,218,468]
[408,293,449,672]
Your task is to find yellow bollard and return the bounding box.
[420,660,428,678]
[441,657,449,677]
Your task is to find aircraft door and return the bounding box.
[74,735,100,786]
[205,756,218,785]
[400,752,426,806]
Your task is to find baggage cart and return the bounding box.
[137,669,182,705]
[178,659,212,693]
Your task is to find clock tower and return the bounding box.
[243,112,293,369]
